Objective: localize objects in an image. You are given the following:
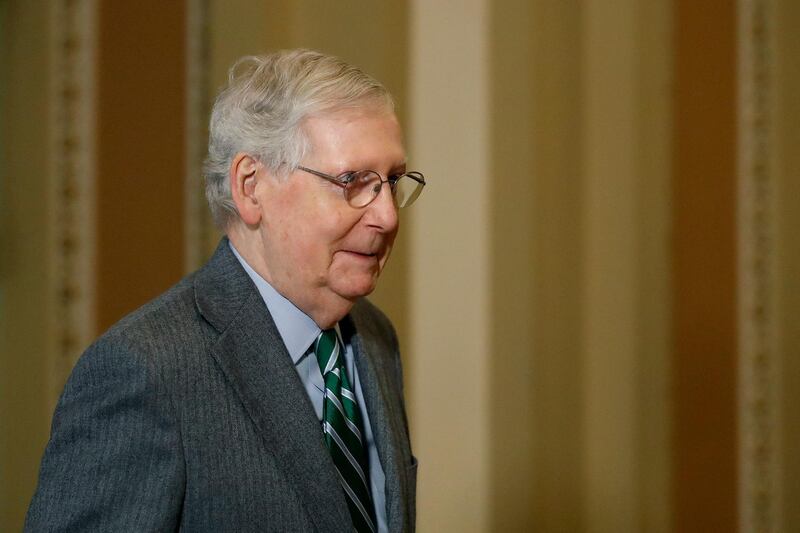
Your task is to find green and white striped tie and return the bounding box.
[315,329,377,533]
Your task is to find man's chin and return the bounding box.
[330,277,379,301]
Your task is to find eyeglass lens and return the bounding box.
[394,175,424,208]
[344,170,423,208]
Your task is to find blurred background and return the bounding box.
[1,0,798,531]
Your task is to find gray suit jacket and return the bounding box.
[25,239,416,532]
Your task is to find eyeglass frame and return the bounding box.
[295,165,425,208]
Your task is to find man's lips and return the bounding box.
[336,249,383,264]
[342,250,378,258]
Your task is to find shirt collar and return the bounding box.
[229,241,321,364]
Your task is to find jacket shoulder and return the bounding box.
[102,275,200,347]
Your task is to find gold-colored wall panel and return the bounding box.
[582,0,672,530]
[488,2,537,530]
[673,1,739,530]
[0,2,52,528]
[773,0,800,529]
[491,2,581,531]
[95,0,187,333]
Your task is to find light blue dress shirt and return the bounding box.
[230,243,388,532]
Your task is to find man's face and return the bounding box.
[253,107,405,319]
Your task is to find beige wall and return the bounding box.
[408,1,492,529]
[2,1,799,531]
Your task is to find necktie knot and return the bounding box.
[315,329,339,376]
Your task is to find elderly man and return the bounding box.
[26,50,423,532]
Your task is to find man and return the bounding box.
[26,49,422,532]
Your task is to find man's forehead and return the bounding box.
[305,105,400,129]
[302,108,406,166]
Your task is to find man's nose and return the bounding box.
[365,183,399,232]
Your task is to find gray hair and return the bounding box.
[203,49,395,230]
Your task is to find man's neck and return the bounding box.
[227,228,353,329]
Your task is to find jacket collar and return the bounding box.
[344,308,410,532]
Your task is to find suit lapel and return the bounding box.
[344,309,410,532]
[194,240,351,532]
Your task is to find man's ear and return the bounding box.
[230,152,262,225]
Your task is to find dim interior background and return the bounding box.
[1,0,798,531]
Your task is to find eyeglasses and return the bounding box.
[296,166,425,208]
